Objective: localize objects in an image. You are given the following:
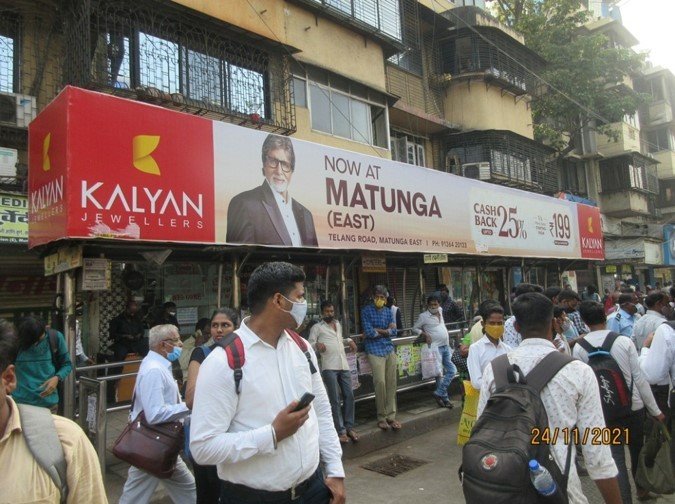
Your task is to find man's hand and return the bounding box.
[654,412,666,423]
[325,477,346,504]
[271,401,311,442]
[348,340,357,353]
[424,334,432,345]
[39,376,59,397]
[317,342,327,353]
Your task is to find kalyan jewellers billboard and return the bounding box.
[28,87,604,260]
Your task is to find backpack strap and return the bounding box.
[286,329,318,375]
[47,328,61,372]
[17,403,68,504]
[575,337,596,354]
[601,331,621,353]
[200,344,212,359]
[216,332,245,395]
[526,350,574,392]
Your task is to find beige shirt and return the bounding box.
[0,397,107,504]
[308,320,351,371]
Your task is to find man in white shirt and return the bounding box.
[503,283,544,348]
[412,295,456,408]
[309,301,358,444]
[467,303,510,390]
[191,262,345,504]
[119,324,195,504]
[478,293,621,504]
[632,291,671,351]
[575,301,663,503]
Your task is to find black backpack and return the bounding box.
[576,332,632,424]
[460,351,574,504]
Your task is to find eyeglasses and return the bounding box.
[264,155,292,173]
[163,338,180,344]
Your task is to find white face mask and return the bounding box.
[429,307,440,314]
[280,294,308,328]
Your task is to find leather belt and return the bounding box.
[221,468,319,502]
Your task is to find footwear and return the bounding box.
[636,490,656,501]
[338,433,350,444]
[347,430,359,442]
[377,420,390,430]
[442,400,453,409]
[432,393,446,408]
[387,419,402,430]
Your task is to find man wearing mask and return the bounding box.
[155,302,180,331]
[361,285,400,430]
[558,289,589,338]
[467,303,510,390]
[606,293,639,337]
[309,301,359,444]
[632,291,672,351]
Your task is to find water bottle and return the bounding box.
[529,460,557,496]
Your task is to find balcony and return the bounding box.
[599,153,658,218]
[654,150,675,179]
[599,191,651,218]
[646,101,674,127]
[596,122,641,157]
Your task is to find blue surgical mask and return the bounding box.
[166,345,182,362]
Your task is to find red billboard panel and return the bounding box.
[576,203,604,259]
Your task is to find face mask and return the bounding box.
[429,307,440,314]
[374,299,386,309]
[561,320,571,332]
[484,325,504,339]
[323,316,334,323]
[169,311,177,317]
[280,294,308,328]
[166,345,182,362]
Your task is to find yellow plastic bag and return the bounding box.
[457,381,479,446]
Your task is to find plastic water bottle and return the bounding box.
[529,460,557,496]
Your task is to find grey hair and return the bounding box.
[149,324,178,348]
[373,285,388,296]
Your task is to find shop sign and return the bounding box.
[44,244,83,276]
[28,87,604,261]
[604,265,617,274]
[362,254,386,273]
[424,253,448,264]
[80,258,111,290]
[0,193,28,244]
[664,225,675,266]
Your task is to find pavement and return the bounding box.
[102,383,675,503]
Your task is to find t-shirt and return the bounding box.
[189,343,219,365]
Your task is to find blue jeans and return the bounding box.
[434,345,456,400]
[609,409,644,504]
[220,468,331,504]
[321,369,355,434]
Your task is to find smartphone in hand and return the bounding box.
[292,392,315,412]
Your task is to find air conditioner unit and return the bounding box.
[0,92,37,127]
[0,147,18,177]
[462,162,491,180]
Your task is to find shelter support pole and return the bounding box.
[340,257,349,331]
[232,256,241,311]
[63,270,76,419]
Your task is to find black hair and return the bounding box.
[618,293,635,305]
[586,285,598,295]
[479,300,504,321]
[558,289,581,302]
[544,286,561,302]
[644,291,667,309]
[514,283,544,296]
[195,318,211,333]
[512,292,553,337]
[210,307,240,328]
[320,300,334,311]
[247,262,306,314]
[0,319,18,372]
[163,302,177,309]
[553,305,566,318]
[17,316,47,350]
[427,294,441,304]
[579,301,606,326]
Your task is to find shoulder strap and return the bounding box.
[17,403,68,504]
[47,328,60,371]
[575,337,596,354]
[601,331,621,353]
[526,351,574,392]
[287,329,318,375]
[217,332,245,395]
[200,344,212,358]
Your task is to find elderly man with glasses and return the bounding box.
[226,134,318,247]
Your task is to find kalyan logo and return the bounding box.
[43,132,51,172]
[587,217,594,234]
[132,135,161,175]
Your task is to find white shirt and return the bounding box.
[631,310,666,351]
[308,320,351,371]
[573,330,661,416]
[190,318,344,490]
[467,335,511,390]
[130,350,190,424]
[268,181,302,247]
[640,323,675,387]
[478,339,618,504]
[502,316,521,347]
[412,310,449,347]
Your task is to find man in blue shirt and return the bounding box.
[607,292,639,337]
[361,285,400,430]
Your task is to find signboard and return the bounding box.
[664,225,675,266]
[80,258,111,290]
[424,253,448,264]
[0,193,28,244]
[44,244,83,276]
[362,254,387,273]
[28,87,604,261]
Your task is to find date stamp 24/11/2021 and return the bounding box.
[531,427,628,446]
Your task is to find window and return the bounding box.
[599,156,656,194]
[560,160,587,196]
[647,128,673,153]
[0,20,18,93]
[303,67,387,147]
[310,0,402,41]
[647,78,664,101]
[391,132,426,167]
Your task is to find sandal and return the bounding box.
[347,430,359,442]
[377,420,390,430]
[338,433,350,444]
[387,419,402,430]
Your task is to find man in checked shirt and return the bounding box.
[361,285,401,431]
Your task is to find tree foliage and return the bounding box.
[487,0,647,155]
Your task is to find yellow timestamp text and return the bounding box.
[530,427,629,446]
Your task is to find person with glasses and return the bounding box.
[226,134,318,247]
[606,292,639,338]
[118,324,196,504]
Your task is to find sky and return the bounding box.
[619,0,675,74]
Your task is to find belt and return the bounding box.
[222,468,319,502]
